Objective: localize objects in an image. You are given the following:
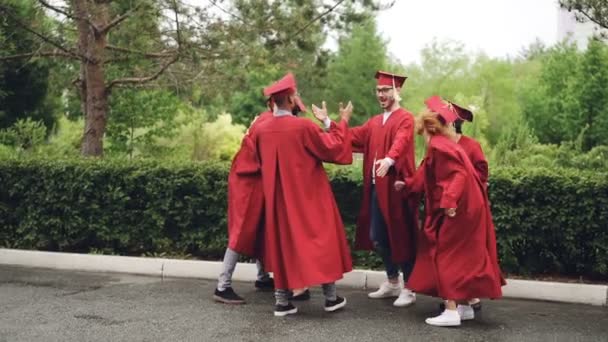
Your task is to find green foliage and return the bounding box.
[0,158,230,258]
[575,38,608,149]
[521,39,608,150]
[324,16,388,126]
[39,116,84,158]
[159,111,246,162]
[0,118,47,152]
[489,167,608,279]
[107,89,184,158]
[0,0,58,131]
[402,39,538,146]
[226,68,282,126]
[1,159,606,279]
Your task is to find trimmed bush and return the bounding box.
[1,158,606,280]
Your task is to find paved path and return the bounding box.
[1,265,607,342]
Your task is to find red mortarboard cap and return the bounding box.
[425,95,459,124]
[263,73,307,113]
[375,70,407,88]
[450,102,473,122]
[263,72,296,97]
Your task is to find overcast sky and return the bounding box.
[188,0,563,64]
[376,0,560,64]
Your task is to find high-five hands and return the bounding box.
[311,101,353,123]
[339,101,353,123]
[311,101,328,123]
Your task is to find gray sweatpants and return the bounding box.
[217,248,270,291]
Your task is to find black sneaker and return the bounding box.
[213,287,245,304]
[439,301,481,312]
[254,278,274,291]
[274,303,298,317]
[324,296,347,312]
[289,289,311,301]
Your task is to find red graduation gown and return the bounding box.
[407,135,503,300]
[351,108,418,263]
[458,135,488,185]
[251,116,353,290]
[226,112,272,257]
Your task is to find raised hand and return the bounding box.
[339,101,353,123]
[311,101,328,123]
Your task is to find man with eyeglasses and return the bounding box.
[345,71,419,307]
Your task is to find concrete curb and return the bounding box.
[1,248,606,306]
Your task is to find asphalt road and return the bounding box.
[0,265,607,342]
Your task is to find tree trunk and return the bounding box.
[81,57,108,156]
[74,0,109,157]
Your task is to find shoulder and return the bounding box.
[369,114,383,123]
[459,135,483,150]
[290,116,322,132]
[394,108,414,117]
[392,108,415,124]
[430,135,464,157]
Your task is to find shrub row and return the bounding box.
[1,159,606,280]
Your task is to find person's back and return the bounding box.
[457,135,488,185]
[251,72,354,316]
[253,115,352,290]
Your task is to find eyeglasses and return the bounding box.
[375,88,393,95]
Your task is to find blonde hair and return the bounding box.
[416,109,456,139]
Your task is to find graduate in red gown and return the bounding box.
[214,88,310,305]
[248,73,354,317]
[213,110,273,304]
[451,103,489,188]
[350,71,418,307]
[395,96,503,327]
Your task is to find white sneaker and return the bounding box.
[425,309,461,327]
[457,304,475,320]
[368,281,401,299]
[393,288,416,307]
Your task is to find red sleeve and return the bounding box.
[470,144,489,184]
[387,115,414,161]
[403,159,426,196]
[233,135,261,176]
[350,119,370,152]
[327,120,353,165]
[433,148,467,209]
[304,119,351,163]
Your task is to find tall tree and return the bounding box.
[0,1,56,130]
[1,0,393,155]
[324,14,388,126]
[211,0,394,125]
[560,0,608,37]
[574,38,608,149]
[520,42,581,145]
[0,0,194,156]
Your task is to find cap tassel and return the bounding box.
[392,76,402,102]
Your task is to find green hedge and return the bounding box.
[0,158,607,280]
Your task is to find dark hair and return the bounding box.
[271,92,291,108]
[454,119,463,134]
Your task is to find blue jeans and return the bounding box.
[370,185,413,281]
